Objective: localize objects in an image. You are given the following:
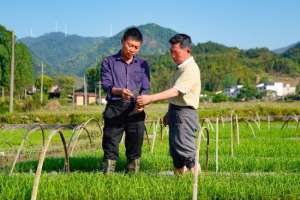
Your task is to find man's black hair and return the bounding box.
[122,27,143,42]
[169,33,192,49]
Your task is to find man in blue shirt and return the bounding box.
[100,27,150,173]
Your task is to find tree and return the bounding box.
[85,67,99,92]
[237,86,258,100]
[0,25,11,89]
[0,25,34,97]
[55,75,75,97]
[35,75,53,93]
[272,58,299,74]
[15,43,33,96]
[212,93,228,103]
[223,74,236,89]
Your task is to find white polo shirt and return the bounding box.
[169,56,201,109]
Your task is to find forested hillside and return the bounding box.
[0,25,33,96]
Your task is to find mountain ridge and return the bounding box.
[20,23,178,75]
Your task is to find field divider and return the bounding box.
[31,127,69,200]
[193,126,210,200]
[9,125,46,175]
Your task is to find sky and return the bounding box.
[1,0,300,50]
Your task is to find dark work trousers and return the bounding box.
[102,100,145,161]
[168,104,199,169]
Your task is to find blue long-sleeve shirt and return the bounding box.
[100,50,150,102]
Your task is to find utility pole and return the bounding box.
[9,31,15,113]
[40,62,44,104]
[84,74,87,106]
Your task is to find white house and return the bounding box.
[256,82,296,97]
[224,85,243,97]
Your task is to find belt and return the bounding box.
[107,100,134,106]
[169,104,195,110]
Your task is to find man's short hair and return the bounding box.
[169,34,192,49]
[122,27,143,42]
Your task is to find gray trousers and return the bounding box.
[168,104,199,168]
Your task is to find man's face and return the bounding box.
[170,43,190,65]
[121,38,141,60]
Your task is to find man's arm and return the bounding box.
[136,88,179,106]
[101,58,113,98]
[135,61,150,112]
[140,61,151,95]
[101,58,133,101]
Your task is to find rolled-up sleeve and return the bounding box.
[100,58,113,98]
[141,61,150,94]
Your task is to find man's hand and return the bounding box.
[135,105,144,112]
[136,95,152,106]
[112,87,133,101]
[121,88,133,101]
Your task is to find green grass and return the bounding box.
[2,101,300,124]
[0,121,300,199]
[1,173,299,200]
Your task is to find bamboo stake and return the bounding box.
[235,114,240,145]
[245,120,256,138]
[31,128,69,200]
[220,116,225,128]
[150,120,158,153]
[230,113,234,157]
[252,119,261,130]
[10,126,45,175]
[68,118,102,155]
[192,127,203,200]
[205,118,215,132]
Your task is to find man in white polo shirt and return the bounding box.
[137,33,201,174]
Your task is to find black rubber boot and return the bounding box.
[126,159,140,173]
[102,159,116,174]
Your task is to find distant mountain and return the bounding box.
[62,23,177,75]
[273,42,299,54]
[19,23,300,81]
[19,33,105,75]
[193,41,239,54]
[20,23,177,76]
[282,42,300,64]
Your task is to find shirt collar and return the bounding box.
[115,50,138,63]
[177,56,194,69]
